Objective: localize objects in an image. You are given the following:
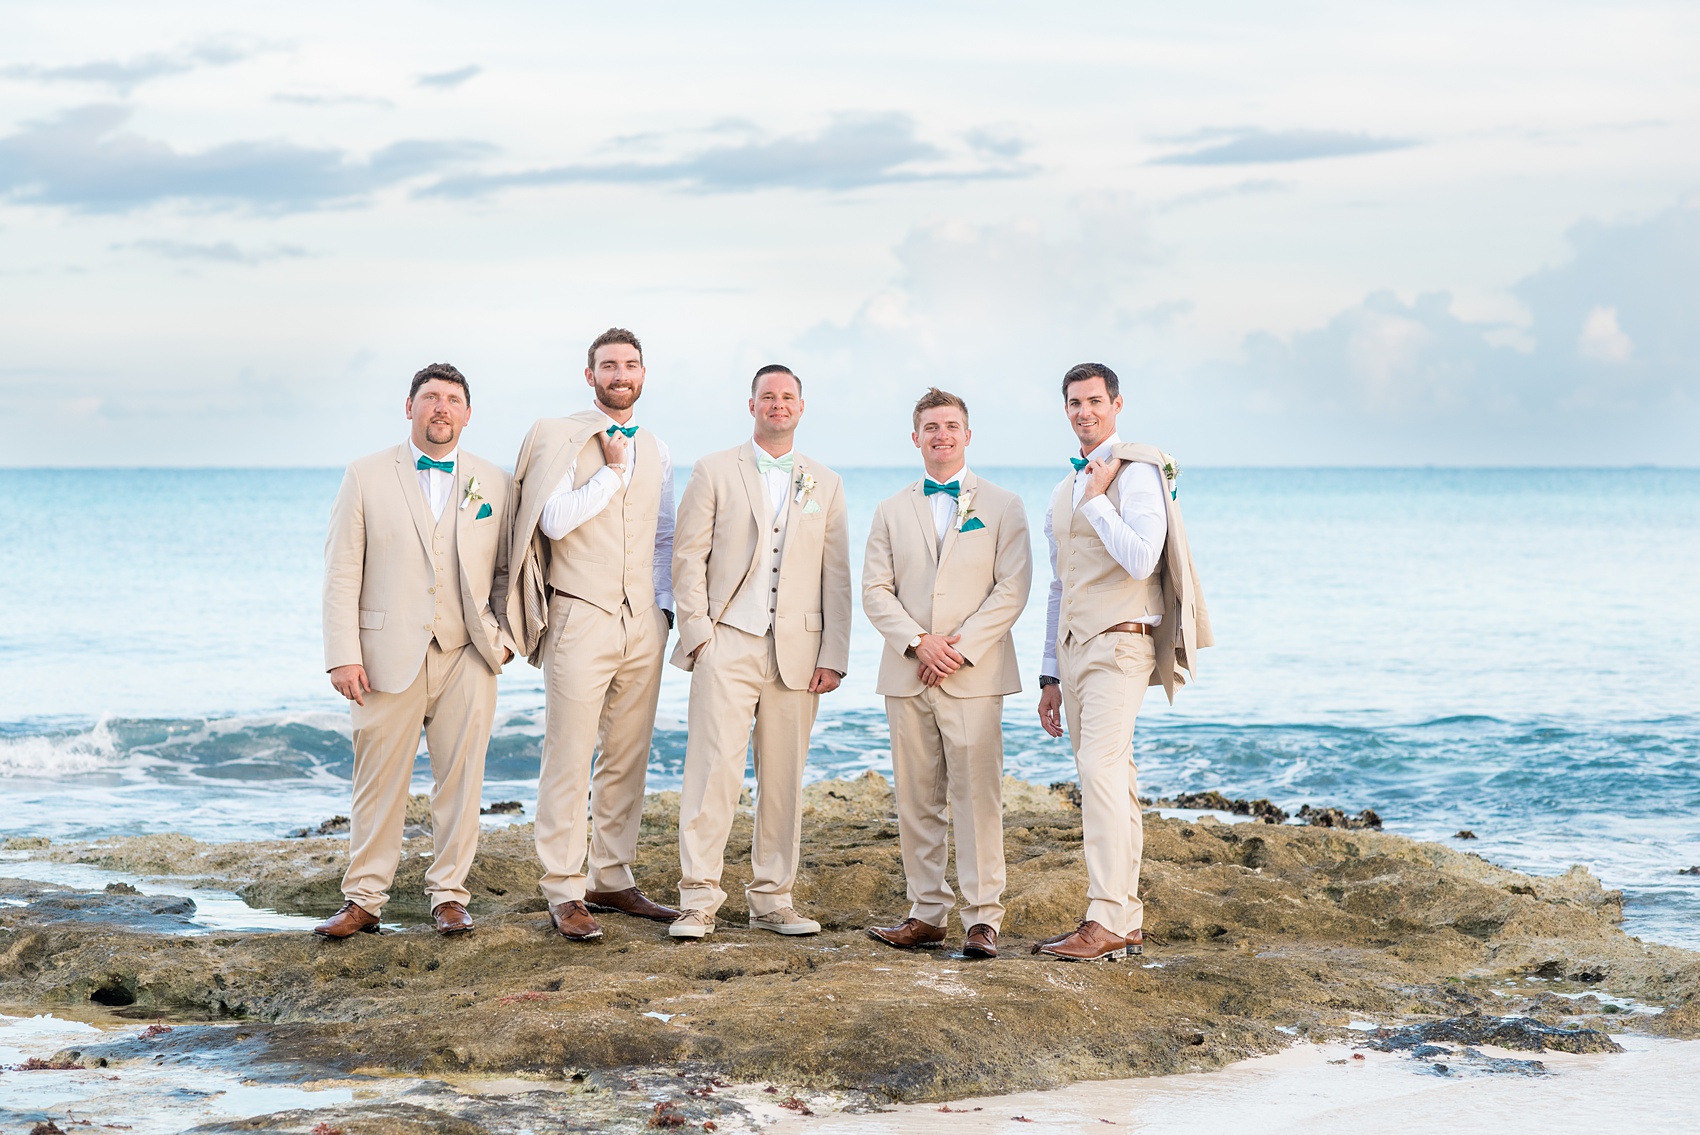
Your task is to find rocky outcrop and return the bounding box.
[1,773,1694,1109]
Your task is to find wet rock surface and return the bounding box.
[0,878,198,933]
[1365,1011,1623,1054]
[2,773,1696,1125]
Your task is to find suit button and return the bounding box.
[428,587,436,594]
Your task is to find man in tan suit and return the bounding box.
[507,328,681,941]
[666,364,853,939]
[1034,362,1211,962]
[318,363,514,939]
[862,388,1031,959]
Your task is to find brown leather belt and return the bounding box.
[1107,622,1154,636]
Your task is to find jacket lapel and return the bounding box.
[393,444,435,559]
[777,454,811,562]
[738,442,770,537]
[935,469,976,568]
[907,481,938,566]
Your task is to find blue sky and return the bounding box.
[2,1,1696,466]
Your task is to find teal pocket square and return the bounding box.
[958,516,986,533]
[475,502,493,520]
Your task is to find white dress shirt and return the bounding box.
[924,464,967,544]
[1041,433,1168,679]
[537,416,676,612]
[409,441,459,521]
[755,442,794,519]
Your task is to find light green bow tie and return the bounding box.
[756,452,795,475]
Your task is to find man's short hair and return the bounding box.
[912,386,969,432]
[588,327,643,370]
[1062,362,1120,400]
[409,363,470,405]
[751,364,803,396]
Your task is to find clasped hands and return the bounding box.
[913,632,966,688]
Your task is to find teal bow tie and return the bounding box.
[606,424,638,438]
[756,452,795,475]
[1070,457,1090,471]
[923,479,960,498]
[416,455,455,473]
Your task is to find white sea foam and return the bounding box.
[0,717,120,776]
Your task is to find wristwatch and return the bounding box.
[1039,675,1060,688]
[906,633,924,656]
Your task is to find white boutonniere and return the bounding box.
[955,487,977,532]
[1160,455,1181,501]
[460,475,483,511]
[794,470,817,504]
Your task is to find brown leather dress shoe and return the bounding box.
[549,900,603,940]
[313,900,380,939]
[867,917,946,949]
[431,901,474,935]
[1036,920,1127,962]
[962,923,998,959]
[584,886,680,922]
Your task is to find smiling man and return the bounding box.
[318,363,515,939]
[861,388,1031,959]
[507,328,680,942]
[666,364,852,940]
[1033,363,1211,962]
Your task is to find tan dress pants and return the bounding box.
[1058,628,1156,937]
[534,595,667,906]
[677,624,818,918]
[886,688,1007,932]
[343,641,496,914]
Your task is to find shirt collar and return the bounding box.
[1081,433,1120,466]
[925,464,968,487]
[409,440,459,470]
[752,439,794,463]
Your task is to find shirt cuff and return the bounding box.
[1041,653,1059,680]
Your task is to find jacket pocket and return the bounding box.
[804,611,823,632]
[359,609,385,630]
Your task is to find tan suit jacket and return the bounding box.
[504,410,617,663]
[862,471,1031,698]
[670,442,852,689]
[1085,441,1213,703]
[323,443,513,694]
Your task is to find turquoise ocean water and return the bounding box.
[2,467,1696,946]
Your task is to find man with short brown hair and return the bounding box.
[862,388,1030,959]
[318,363,514,939]
[507,328,681,941]
[1033,362,1210,962]
[666,365,852,939]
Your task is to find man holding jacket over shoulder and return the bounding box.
[506,328,681,942]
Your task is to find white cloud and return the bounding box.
[1578,305,1634,364]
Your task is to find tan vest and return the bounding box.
[720,469,791,637]
[1051,474,1164,644]
[428,498,471,651]
[547,428,661,613]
